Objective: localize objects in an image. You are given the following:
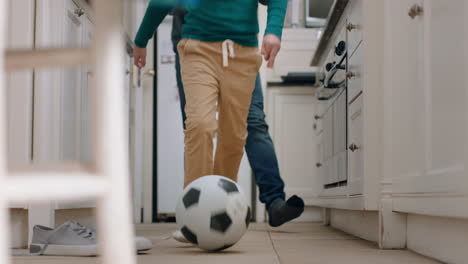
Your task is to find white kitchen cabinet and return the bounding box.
[347,94,363,195]
[267,86,317,203]
[60,0,83,161]
[310,0,383,211]
[308,0,468,258]
[79,16,93,163]
[346,0,363,57]
[333,91,347,184]
[347,44,363,103]
[385,0,468,218]
[322,107,334,185]
[333,91,346,158]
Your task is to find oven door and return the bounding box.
[323,55,348,187]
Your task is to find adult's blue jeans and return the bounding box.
[175,52,285,208]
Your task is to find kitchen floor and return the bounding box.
[12,223,440,264]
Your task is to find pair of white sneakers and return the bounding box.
[27,221,153,257]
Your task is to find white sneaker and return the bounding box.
[28,221,152,256]
[172,230,190,243]
[30,221,98,256]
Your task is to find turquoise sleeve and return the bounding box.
[134,1,173,48]
[264,0,288,39]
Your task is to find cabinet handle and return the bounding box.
[349,143,360,152]
[346,23,357,32]
[316,163,322,168]
[144,69,156,77]
[314,115,321,120]
[408,5,423,19]
[74,7,85,17]
[346,72,356,79]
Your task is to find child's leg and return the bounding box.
[213,44,262,181]
[177,39,220,186]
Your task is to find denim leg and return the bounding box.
[175,51,187,129]
[246,75,285,208]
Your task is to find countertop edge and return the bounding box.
[310,0,349,66]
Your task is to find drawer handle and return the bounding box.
[145,69,156,77]
[316,163,323,168]
[346,72,356,79]
[346,23,357,32]
[408,5,423,19]
[74,7,85,17]
[314,115,321,120]
[349,143,360,152]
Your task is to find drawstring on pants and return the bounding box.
[222,39,235,67]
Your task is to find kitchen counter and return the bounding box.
[310,0,349,66]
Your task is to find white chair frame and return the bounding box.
[0,0,137,263]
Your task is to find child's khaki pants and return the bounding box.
[177,38,262,186]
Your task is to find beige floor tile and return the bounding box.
[12,222,440,264]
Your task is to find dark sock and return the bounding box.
[268,195,305,227]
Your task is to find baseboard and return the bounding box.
[329,208,379,243]
[407,214,468,264]
[293,206,323,222]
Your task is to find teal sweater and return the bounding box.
[134,0,288,48]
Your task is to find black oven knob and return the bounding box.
[335,41,347,56]
[326,62,335,72]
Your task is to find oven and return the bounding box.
[316,29,348,187]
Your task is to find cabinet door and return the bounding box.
[420,0,466,193]
[386,0,426,191]
[389,0,467,195]
[268,87,316,202]
[333,91,347,183]
[348,95,363,195]
[79,16,93,163]
[60,0,83,160]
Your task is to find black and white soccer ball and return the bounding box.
[176,175,251,251]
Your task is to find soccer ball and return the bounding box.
[176,175,251,251]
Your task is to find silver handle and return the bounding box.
[346,72,356,79]
[347,23,357,32]
[349,143,360,152]
[74,7,85,17]
[408,5,423,19]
